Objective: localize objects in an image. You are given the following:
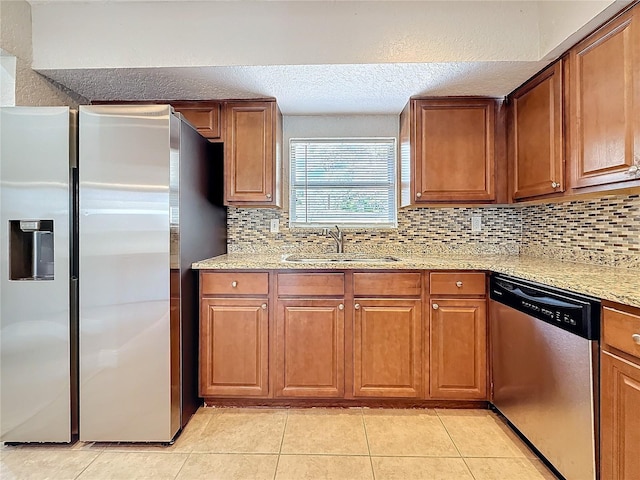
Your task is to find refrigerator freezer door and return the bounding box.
[79,105,176,442]
[0,107,72,442]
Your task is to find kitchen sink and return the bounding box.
[283,254,400,264]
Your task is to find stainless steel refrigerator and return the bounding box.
[0,105,226,443]
[1,107,77,443]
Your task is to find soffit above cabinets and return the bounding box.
[26,0,632,114]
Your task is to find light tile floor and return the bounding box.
[1,408,559,480]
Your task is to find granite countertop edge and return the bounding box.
[192,253,640,308]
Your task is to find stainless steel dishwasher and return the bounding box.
[490,274,600,480]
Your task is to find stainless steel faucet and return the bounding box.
[323,225,344,253]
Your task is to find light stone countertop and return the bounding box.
[192,253,640,308]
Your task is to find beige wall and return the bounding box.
[0,0,86,107]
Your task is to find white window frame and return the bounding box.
[289,137,398,229]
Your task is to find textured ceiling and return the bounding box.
[43,61,549,114]
[29,0,627,115]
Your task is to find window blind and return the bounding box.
[290,138,397,227]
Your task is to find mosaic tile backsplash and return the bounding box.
[226,193,640,268]
[228,206,521,255]
[520,194,640,268]
[227,195,640,268]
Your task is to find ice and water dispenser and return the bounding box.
[9,220,55,280]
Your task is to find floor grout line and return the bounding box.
[360,408,376,480]
[461,457,480,480]
[434,409,466,461]
[272,408,289,480]
[72,448,102,480]
[171,451,190,480]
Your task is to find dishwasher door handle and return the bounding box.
[507,286,579,309]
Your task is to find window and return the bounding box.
[289,138,397,228]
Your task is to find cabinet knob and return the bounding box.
[551,181,560,188]
[231,281,238,288]
[266,193,272,199]
[632,333,640,345]
[416,192,422,198]
[627,165,639,176]
[355,303,361,310]
[456,281,463,288]
[261,303,267,310]
[432,303,439,310]
[338,303,344,310]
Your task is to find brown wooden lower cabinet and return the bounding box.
[601,351,640,480]
[275,299,345,398]
[199,298,269,397]
[199,269,491,405]
[429,298,487,399]
[353,299,422,398]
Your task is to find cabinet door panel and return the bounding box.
[172,102,222,140]
[353,299,422,397]
[414,99,495,202]
[511,61,564,199]
[570,9,640,188]
[601,351,640,480]
[430,298,487,399]
[276,300,344,398]
[200,298,269,397]
[224,101,276,205]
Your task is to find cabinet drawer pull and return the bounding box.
[266,193,272,199]
[231,281,238,288]
[551,181,560,188]
[456,281,463,288]
[416,192,422,198]
[261,303,267,310]
[355,303,360,310]
[632,333,640,345]
[432,303,439,310]
[338,303,344,310]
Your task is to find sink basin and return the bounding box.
[283,254,400,264]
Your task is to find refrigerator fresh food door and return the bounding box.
[79,105,176,442]
[0,107,73,442]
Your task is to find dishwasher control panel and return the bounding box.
[490,274,600,340]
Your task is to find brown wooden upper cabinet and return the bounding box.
[568,6,640,190]
[509,61,565,200]
[400,97,500,205]
[224,100,283,207]
[172,101,222,141]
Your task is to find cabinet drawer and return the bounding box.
[353,272,422,297]
[603,306,640,360]
[429,272,486,295]
[201,272,268,296]
[277,273,344,297]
